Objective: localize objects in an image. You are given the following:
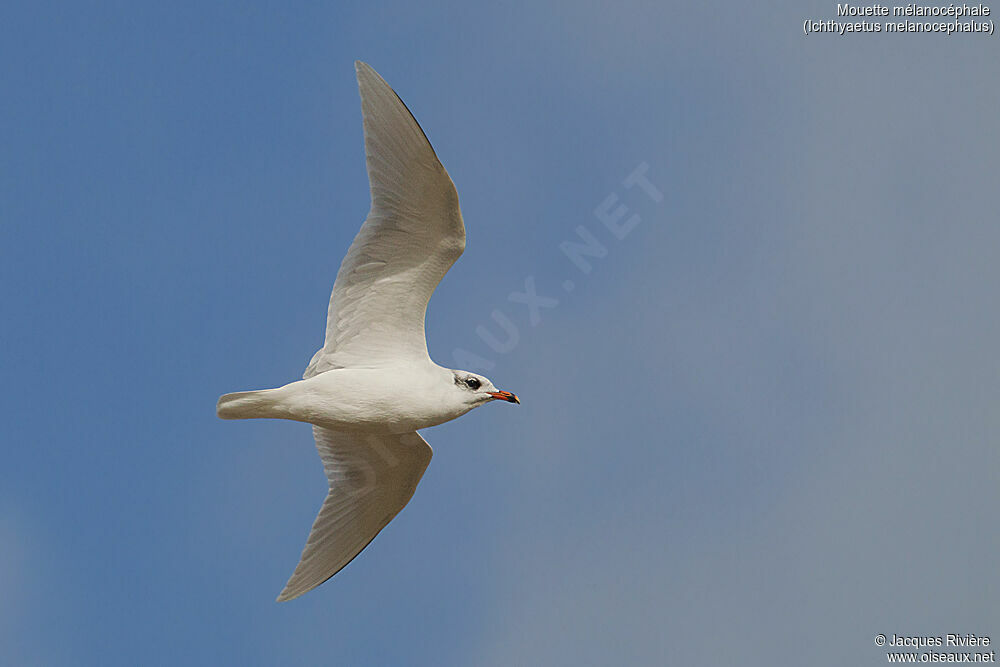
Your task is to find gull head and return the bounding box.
[450,370,520,407]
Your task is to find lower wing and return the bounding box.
[277,427,433,601]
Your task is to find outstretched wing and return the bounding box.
[277,427,433,602]
[304,61,465,378]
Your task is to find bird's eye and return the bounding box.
[466,377,481,390]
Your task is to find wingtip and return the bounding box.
[354,60,377,88]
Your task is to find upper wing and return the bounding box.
[277,427,433,602]
[304,61,465,378]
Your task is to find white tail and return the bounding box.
[216,390,279,420]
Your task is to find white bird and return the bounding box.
[216,61,519,602]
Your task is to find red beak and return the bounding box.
[488,390,520,404]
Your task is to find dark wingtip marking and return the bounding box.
[356,61,441,162]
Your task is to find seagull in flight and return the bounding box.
[217,61,519,602]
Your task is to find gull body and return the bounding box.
[218,363,500,434]
[216,61,518,602]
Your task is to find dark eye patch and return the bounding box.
[466,377,481,390]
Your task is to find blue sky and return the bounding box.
[3,2,998,665]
